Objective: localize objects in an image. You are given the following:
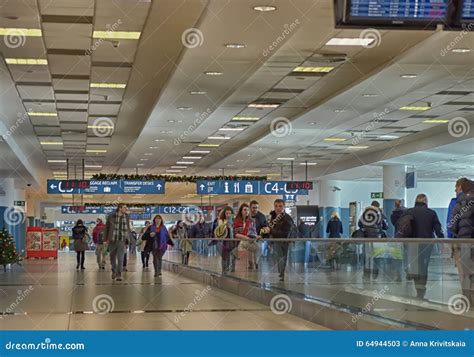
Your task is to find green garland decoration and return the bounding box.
[91,174,267,183]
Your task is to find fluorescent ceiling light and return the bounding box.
[324,137,346,142]
[5,58,47,65]
[326,38,374,47]
[136,163,145,166]
[176,161,194,164]
[253,5,277,11]
[154,139,165,142]
[204,71,223,76]
[48,159,66,163]
[183,156,201,159]
[225,43,246,48]
[245,170,261,173]
[277,157,295,160]
[85,165,102,168]
[171,166,187,169]
[177,107,192,110]
[40,141,62,145]
[53,172,67,175]
[90,83,126,89]
[93,31,141,40]
[334,109,345,113]
[144,153,153,156]
[299,162,317,166]
[28,112,57,116]
[0,28,42,36]
[452,48,471,53]
[362,94,379,97]
[149,146,159,149]
[423,119,449,123]
[401,74,417,78]
[190,91,206,95]
[378,135,399,139]
[166,169,182,173]
[86,149,107,153]
[140,158,148,161]
[87,125,113,129]
[198,144,220,147]
[399,106,431,111]
[292,66,334,73]
[208,136,231,140]
[232,116,260,121]
[267,173,281,176]
[219,127,245,131]
[190,150,210,154]
[247,103,279,109]
[349,146,369,149]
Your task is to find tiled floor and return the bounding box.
[0,252,328,330]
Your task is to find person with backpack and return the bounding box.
[261,199,295,281]
[450,179,474,305]
[92,218,106,270]
[72,219,88,270]
[142,215,174,277]
[403,194,444,299]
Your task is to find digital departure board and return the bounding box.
[348,0,448,22]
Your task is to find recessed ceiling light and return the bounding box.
[423,119,449,123]
[136,163,145,166]
[299,162,317,166]
[277,157,295,160]
[309,122,317,125]
[166,169,182,173]
[324,137,346,142]
[292,66,334,73]
[349,146,369,149]
[87,125,114,129]
[0,28,42,37]
[399,106,431,111]
[85,165,102,168]
[452,48,471,53]
[190,91,206,95]
[190,150,210,154]
[253,5,277,12]
[176,161,194,165]
[219,127,245,131]
[92,31,141,40]
[160,130,172,134]
[177,107,192,110]
[52,171,67,175]
[401,74,417,78]
[90,83,126,89]
[5,58,47,65]
[86,149,107,153]
[183,156,202,159]
[225,43,246,49]
[378,135,399,139]
[267,173,281,176]
[149,146,159,149]
[28,112,57,116]
[245,169,261,173]
[204,71,223,76]
[247,103,280,109]
[198,143,220,147]
[362,94,379,97]
[48,159,66,163]
[226,164,235,167]
[171,166,187,169]
[140,158,148,161]
[167,120,183,123]
[232,116,260,121]
[40,141,62,145]
[334,109,345,113]
[208,136,231,140]
[144,153,153,156]
[326,38,374,47]
[154,139,165,142]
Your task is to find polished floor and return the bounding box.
[0,252,327,330]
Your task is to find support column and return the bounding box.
[310,180,342,238]
[0,178,26,255]
[383,165,407,237]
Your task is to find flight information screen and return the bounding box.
[462,0,474,20]
[348,0,448,21]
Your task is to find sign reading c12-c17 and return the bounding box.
[47,179,165,194]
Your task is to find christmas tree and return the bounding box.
[0,229,21,272]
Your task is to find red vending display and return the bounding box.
[26,227,59,259]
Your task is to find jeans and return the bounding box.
[152,250,165,274]
[221,250,232,273]
[76,251,85,268]
[96,244,106,268]
[109,240,125,275]
[274,242,289,277]
[141,251,150,267]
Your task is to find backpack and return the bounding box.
[395,212,415,238]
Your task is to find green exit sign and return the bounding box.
[370,192,383,199]
[14,201,25,206]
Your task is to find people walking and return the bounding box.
[103,203,131,281]
[234,203,259,270]
[139,221,151,269]
[447,177,469,238]
[261,199,295,282]
[72,219,88,271]
[390,199,406,232]
[175,220,192,265]
[92,218,106,270]
[250,200,268,263]
[214,207,238,274]
[326,212,343,238]
[143,215,174,277]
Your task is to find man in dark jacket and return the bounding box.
[261,199,295,281]
[189,215,212,238]
[250,200,268,267]
[450,179,474,304]
[406,194,444,299]
[447,177,469,238]
[390,199,406,231]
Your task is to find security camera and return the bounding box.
[112,41,120,48]
[27,183,32,187]
[331,186,341,192]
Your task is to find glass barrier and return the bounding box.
[163,238,474,329]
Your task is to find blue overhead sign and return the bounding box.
[61,205,212,215]
[196,180,308,195]
[48,180,165,195]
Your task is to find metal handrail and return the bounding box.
[176,237,474,244]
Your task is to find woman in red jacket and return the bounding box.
[234,203,259,270]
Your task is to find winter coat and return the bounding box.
[410,202,444,238]
[447,192,465,238]
[72,225,88,252]
[326,218,343,238]
[450,189,474,238]
[268,211,295,239]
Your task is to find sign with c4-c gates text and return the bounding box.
[196,180,308,195]
[48,180,165,194]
